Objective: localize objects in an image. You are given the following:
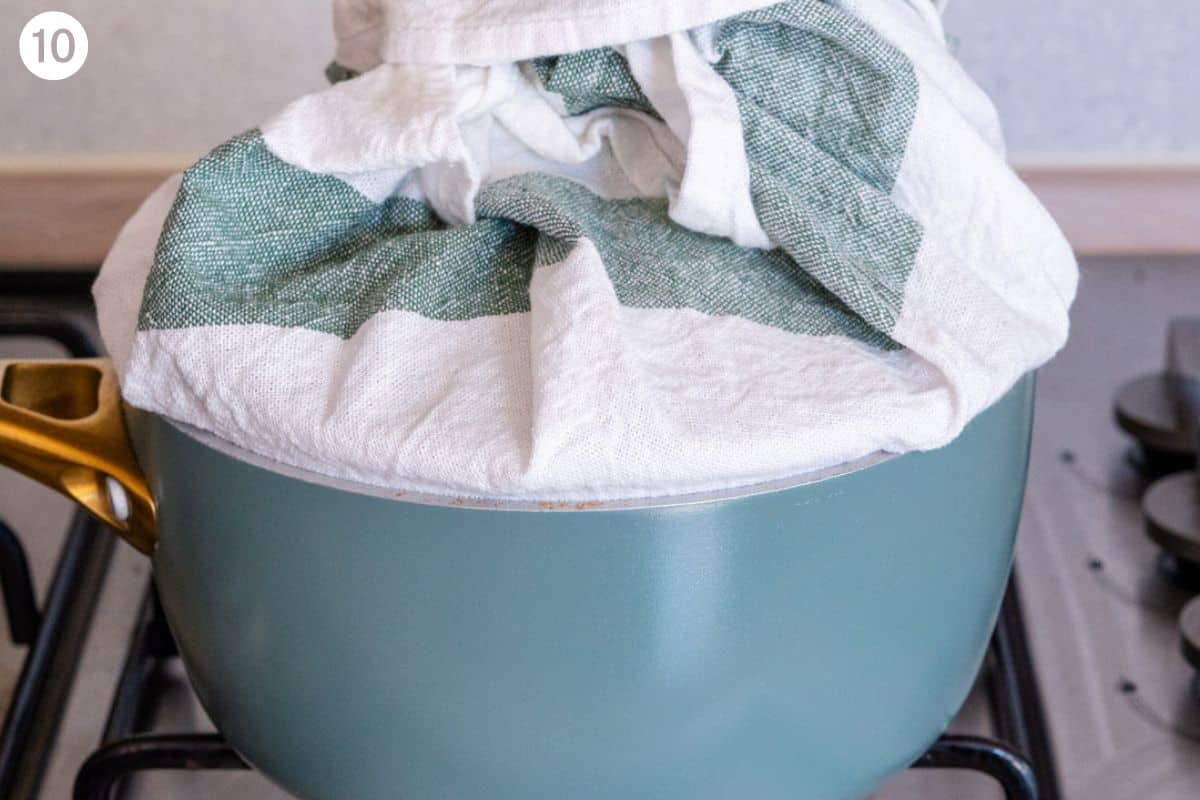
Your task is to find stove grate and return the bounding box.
[0,312,116,800]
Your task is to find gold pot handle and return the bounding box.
[0,359,156,554]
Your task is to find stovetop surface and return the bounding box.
[2,258,1199,799]
[1007,257,1200,799]
[883,255,1200,796]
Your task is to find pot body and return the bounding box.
[134,376,1033,800]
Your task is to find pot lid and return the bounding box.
[165,415,896,512]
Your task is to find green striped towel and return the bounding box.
[94,0,1076,501]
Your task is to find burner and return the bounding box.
[1115,319,1200,689]
[1156,552,1200,594]
[1183,595,1200,679]
[1136,320,1200,593]
[1145,472,1200,575]
[1115,373,1197,478]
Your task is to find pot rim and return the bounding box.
[161,415,899,512]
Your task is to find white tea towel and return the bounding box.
[96,0,1076,501]
[332,0,783,68]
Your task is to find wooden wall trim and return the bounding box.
[0,156,190,268]
[1018,162,1200,257]
[1,157,1198,267]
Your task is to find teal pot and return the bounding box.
[0,359,1034,800]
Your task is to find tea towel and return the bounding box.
[94,0,1076,501]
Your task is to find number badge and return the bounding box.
[20,11,89,81]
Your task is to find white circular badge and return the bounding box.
[19,11,89,81]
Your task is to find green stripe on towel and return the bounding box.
[140,0,921,349]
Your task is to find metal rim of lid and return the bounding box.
[165,417,899,512]
[1115,373,1198,456]
[1144,471,1200,562]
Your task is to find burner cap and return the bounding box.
[1115,373,1198,457]
[1156,552,1200,593]
[1182,595,1200,671]
[1145,471,1200,562]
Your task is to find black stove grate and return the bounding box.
[74,576,1051,800]
[0,312,116,800]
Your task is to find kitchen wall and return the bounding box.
[1,0,1196,158]
[2,0,331,156]
[943,0,1198,158]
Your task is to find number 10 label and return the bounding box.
[20,11,89,81]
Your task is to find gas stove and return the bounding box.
[1012,256,1200,799]
[1113,318,1200,694]
[2,257,1199,798]
[0,274,1054,799]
